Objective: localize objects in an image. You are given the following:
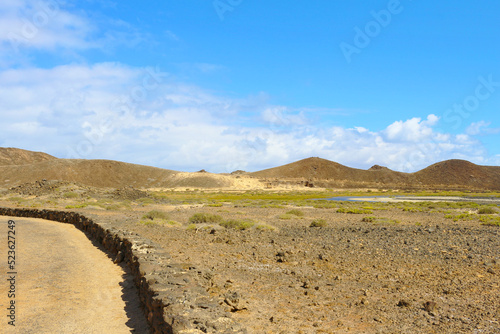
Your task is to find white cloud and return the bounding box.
[383,114,439,142]
[0,62,495,173]
[466,121,500,136]
[261,106,307,128]
[0,1,94,51]
[0,0,148,67]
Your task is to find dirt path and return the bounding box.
[0,216,150,333]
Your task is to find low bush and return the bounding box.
[478,207,497,214]
[207,203,223,207]
[65,204,88,209]
[286,209,305,217]
[137,197,155,205]
[220,219,255,230]
[310,219,327,227]
[479,215,500,226]
[189,212,223,224]
[140,219,179,227]
[142,210,169,221]
[402,207,422,213]
[255,222,276,231]
[337,208,373,214]
[444,213,476,222]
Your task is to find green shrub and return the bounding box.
[286,209,305,217]
[362,216,376,222]
[255,223,276,231]
[140,219,179,227]
[313,202,338,209]
[63,192,79,199]
[444,213,476,222]
[139,220,157,226]
[137,197,155,205]
[402,207,421,213]
[142,210,169,220]
[220,219,255,230]
[478,207,497,214]
[310,219,327,227]
[106,204,124,211]
[278,214,293,220]
[189,213,223,224]
[337,208,373,214]
[260,204,285,208]
[479,215,500,226]
[65,204,88,209]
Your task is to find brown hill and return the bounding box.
[250,157,409,188]
[2,148,499,190]
[0,159,180,188]
[413,159,500,190]
[250,157,500,190]
[0,147,57,166]
[0,148,234,189]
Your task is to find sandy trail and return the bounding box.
[0,216,150,333]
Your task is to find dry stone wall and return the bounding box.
[0,207,246,334]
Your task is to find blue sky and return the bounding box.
[1,1,499,172]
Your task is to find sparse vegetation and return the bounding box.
[255,222,276,231]
[479,215,500,226]
[310,219,327,227]
[65,204,88,209]
[137,197,155,205]
[142,210,169,221]
[138,210,175,226]
[477,207,497,214]
[362,216,376,222]
[444,213,477,222]
[189,212,223,224]
[402,207,423,213]
[286,209,305,217]
[207,203,223,207]
[220,219,255,230]
[375,217,400,224]
[139,219,179,227]
[260,204,285,208]
[337,208,373,214]
[7,197,25,203]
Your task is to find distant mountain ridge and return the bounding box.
[250,157,500,190]
[1,148,499,190]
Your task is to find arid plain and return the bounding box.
[1,148,499,333]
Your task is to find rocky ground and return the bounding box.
[117,204,500,334]
[1,184,499,333]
